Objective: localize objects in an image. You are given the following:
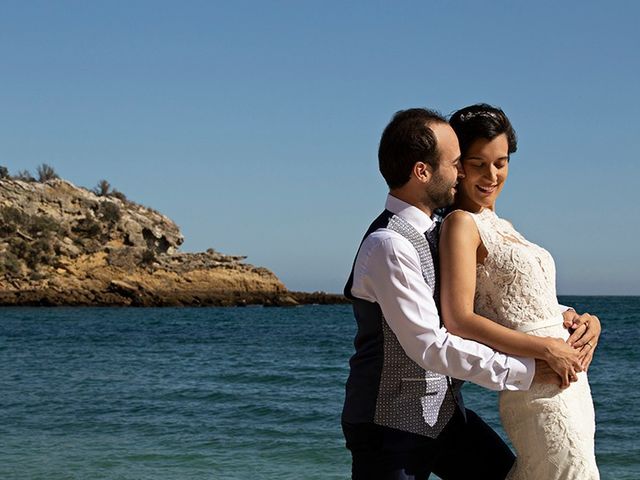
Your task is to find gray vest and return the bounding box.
[343,211,464,438]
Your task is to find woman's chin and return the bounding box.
[469,193,498,209]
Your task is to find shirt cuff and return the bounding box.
[503,355,535,391]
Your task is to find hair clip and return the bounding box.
[459,111,499,121]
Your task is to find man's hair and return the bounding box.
[449,103,517,158]
[378,108,448,189]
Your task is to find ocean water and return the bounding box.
[0,296,638,479]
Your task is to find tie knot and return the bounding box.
[425,216,442,241]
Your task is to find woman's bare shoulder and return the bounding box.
[442,209,476,229]
[440,209,481,245]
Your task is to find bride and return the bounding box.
[439,104,599,479]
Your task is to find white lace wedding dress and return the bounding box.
[466,208,599,480]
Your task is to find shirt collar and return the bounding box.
[385,193,435,234]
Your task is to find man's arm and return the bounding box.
[437,211,582,387]
[352,232,534,391]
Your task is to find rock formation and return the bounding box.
[0,177,342,306]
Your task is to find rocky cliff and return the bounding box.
[0,177,339,306]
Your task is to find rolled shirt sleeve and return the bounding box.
[352,230,534,392]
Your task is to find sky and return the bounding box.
[1,1,638,294]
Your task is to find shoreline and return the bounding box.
[0,290,349,307]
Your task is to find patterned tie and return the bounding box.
[425,217,442,311]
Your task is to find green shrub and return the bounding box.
[29,270,46,281]
[36,164,59,182]
[0,206,27,226]
[0,207,21,237]
[24,238,54,269]
[15,170,35,182]
[1,252,22,276]
[0,223,16,237]
[4,234,56,270]
[94,179,111,196]
[8,237,29,258]
[0,209,62,239]
[109,189,127,202]
[72,218,102,238]
[98,202,121,224]
[26,214,61,236]
[0,166,9,179]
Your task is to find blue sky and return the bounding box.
[1,1,638,294]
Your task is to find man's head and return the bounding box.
[378,108,463,213]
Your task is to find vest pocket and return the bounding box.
[401,378,442,395]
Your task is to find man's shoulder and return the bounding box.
[361,227,411,249]
[350,226,423,300]
[357,228,418,264]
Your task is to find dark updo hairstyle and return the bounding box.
[378,108,448,189]
[449,103,518,159]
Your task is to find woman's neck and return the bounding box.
[453,196,495,213]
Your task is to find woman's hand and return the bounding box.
[563,310,601,371]
[542,337,582,388]
[577,342,597,372]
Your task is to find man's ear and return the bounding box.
[412,161,433,183]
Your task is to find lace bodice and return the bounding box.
[458,209,599,479]
[464,208,563,333]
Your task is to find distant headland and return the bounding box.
[0,164,347,307]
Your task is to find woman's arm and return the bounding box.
[438,210,582,385]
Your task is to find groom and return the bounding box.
[342,108,600,479]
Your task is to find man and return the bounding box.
[342,108,600,479]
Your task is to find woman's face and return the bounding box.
[458,133,509,211]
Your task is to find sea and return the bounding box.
[1,296,638,479]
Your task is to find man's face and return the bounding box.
[426,123,464,209]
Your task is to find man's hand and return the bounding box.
[533,359,572,388]
[563,310,601,371]
[542,337,582,388]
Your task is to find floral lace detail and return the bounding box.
[467,208,561,331]
[461,208,600,479]
[501,366,598,479]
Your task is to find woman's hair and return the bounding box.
[449,104,518,157]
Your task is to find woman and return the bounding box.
[439,104,599,479]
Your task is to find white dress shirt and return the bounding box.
[350,194,535,391]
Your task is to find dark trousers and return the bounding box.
[342,408,514,480]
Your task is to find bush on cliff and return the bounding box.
[7,237,55,269]
[72,218,102,238]
[98,202,121,224]
[25,238,55,269]
[1,251,21,276]
[26,214,62,237]
[94,179,111,196]
[109,189,127,202]
[15,170,35,182]
[0,207,61,238]
[0,208,22,236]
[36,164,59,182]
[91,179,128,204]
